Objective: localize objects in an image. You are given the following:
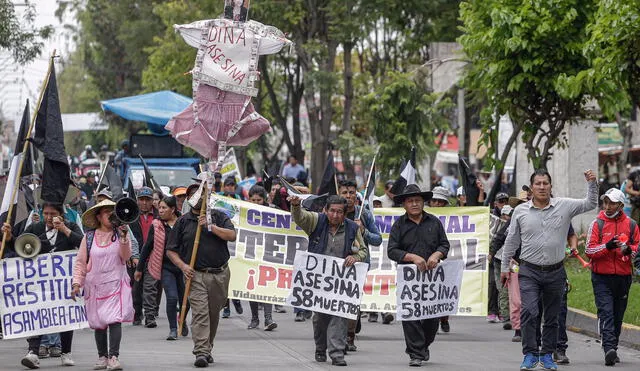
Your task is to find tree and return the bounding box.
[459,0,597,170]
[0,0,53,63]
[364,71,452,177]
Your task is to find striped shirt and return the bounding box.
[501,181,598,271]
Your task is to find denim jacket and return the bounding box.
[354,205,382,247]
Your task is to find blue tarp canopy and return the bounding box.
[100,90,192,135]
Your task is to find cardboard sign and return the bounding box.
[0,251,89,339]
[286,252,368,320]
[396,260,464,321]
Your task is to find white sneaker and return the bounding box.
[107,356,122,370]
[21,351,40,369]
[93,356,108,370]
[61,353,75,366]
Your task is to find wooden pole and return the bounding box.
[178,184,209,335]
[0,50,56,259]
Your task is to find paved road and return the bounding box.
[1,308,639,370]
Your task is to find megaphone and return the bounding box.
[112,197,140,227]
[15,233,41,258]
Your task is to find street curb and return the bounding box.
[567,307,640,350]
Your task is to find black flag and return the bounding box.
[99,164,124,200]
[458,156,480,206]
[32,64,70,205]
[316,149,337,196]
[126,177,136,199]
[138,154,162,194]
[390,147,417,195]
[279,176,328,212]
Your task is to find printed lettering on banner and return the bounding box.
[285,252,368,320]
[203,25,251,88]
[0,251,89,339]
[395,260,464,321]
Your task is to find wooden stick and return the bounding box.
[0,50,56,259]
[178,183,209,335]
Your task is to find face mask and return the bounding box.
[604,205,623,218]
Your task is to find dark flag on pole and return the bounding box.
[126,177,136,199]
[390,147,417,195]
[32,64,71,205]
[458,155,480,206]
[0,101,31,225]
[138,154,162,194]
[279,176,328,212]
[316,149,337,196]
[99,164,124,200]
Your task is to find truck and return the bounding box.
[121,134,201,192]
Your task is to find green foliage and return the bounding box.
[460,0,596,169]
[0,0,53,63]
[364,72,452,178]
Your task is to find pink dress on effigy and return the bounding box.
[74,230,133,330]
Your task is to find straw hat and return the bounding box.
[82,199,116,230]
[508,191,529,208]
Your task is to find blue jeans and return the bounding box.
[41,333,61,348]
[162,267,187,331]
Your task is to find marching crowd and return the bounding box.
[0,163,639,370]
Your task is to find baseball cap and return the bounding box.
[137,186,153,199]
[600,188,625,204]
[501,205,514,215]
[224,177,236,186]
[496,192,509,201]
[173,187,187,197]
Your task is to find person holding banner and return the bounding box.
[585,188,639,366]
[289,194,368,366]
[338,180,382,352]
[166,183,237,368]
[387,184,450,367]
[501,169,598,371]
[72,200,133,371]
[3,202,83,369]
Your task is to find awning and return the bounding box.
[100,91,192,135]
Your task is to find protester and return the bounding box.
[427,186,453,333]
[387,184,450,367]
[93,189,140,268]
[173,187,188,212]
[624,169,640,222]
[72,200,133,371]
[80,145,98,162]
[113,140,129,178]
[3,202,83,369]
[129,186,159,326]
[501,169,598,370]
[166,184,237,368]
[245,185,278,331]
[152,189,163,210]
[135,196,189,340]
[289,194,368,366]
[376,180,395,208]
[281,155,305,179]
[489,205,513,330]
[493,192,509,217]
[338,180,382,351]
[585,188,639,366]
[503,193,528,343]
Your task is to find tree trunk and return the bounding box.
[341,42,355,179]
[616,110,634,182]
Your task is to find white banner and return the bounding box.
[0,251,89,339]
[396,260,464,321]
[286,252,368,320]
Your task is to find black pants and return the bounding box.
[95,323,122,358]
[519,264,566,355]
[127,266,143,321]
[535,280,568,353]
[591,273,632,352]
[488,260,499,315]
[28,331,73,354]
[401,318,439,361]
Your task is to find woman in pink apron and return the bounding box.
[72,200,133,370]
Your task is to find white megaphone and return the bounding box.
[14,233,41,258]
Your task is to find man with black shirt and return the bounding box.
[167,183,237,368]
[387,184,450,367]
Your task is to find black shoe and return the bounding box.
[247,318,259,329]
[346,343,357,352]
[132,319,142,326]
[206,354,214,364]
[295,312,305,322]
[145,318,157,328]
[503,322,512,330]
[304,310,313,319]
[615,356,620,363]
[232,299,243,314]
[315,352,327,362]
[440,320,450,333]
[554,349,569,364]
[264,319,277,331]
[332,358,347,366]
[194,356,208,368]
[368,312,378,322]
[382,313,394,324]
[605,349,617,366]
[181,324,189,337]
[409,358,423,367]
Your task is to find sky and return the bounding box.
[0,0,76,133]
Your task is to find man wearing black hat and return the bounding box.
[387,184,450,367]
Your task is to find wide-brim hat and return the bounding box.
[430,186,451,204]
[82,199,116,230]
[508,190,529,208]
[393,184,433,204]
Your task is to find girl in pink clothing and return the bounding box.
[72,200,133,371]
